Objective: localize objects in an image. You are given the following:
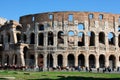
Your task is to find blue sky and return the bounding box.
[0,0,119,21]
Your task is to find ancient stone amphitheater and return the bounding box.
[0,11,120,70]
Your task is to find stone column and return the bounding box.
[44,32,48,46]
[35,23,38,46]
[53,54,57,67]
[74,35,78,46]
[116,56,119,68]
[64,33,68,47]
[63,54,67,67]
[105,35,109,51]
[75,54,78,67]
[35,53,38,67]
[105,56,109,67]
[85,54,89,67]
[96,55,99,68]
[19,52,25,66]
[43,53,47,71]
[54,33,57,47]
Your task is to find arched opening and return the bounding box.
[78,54,85,66]
[0,35,3,44]
[78,23,85,30]
[78,32,85,46]
[89,14,94,19]
[38,33,44,46]
[38,54,43,67]
[7,33,10,43]
[23,34,27,43]
[30,33,35,44]
[58,31,64,44]
[12,54,17,65]
[88,31,95,46]
[23,47,28,65]
[99,32,105,44]
[47,54,53,67]
[39,24,44,30]
[5,55,9,65]
[16,25,22,31]
[99,14,103,20]
[109,55,116,68]
[29,55,35,66]
[118,34,120,47]
[48,31,53,45]
[57,54,63,67]
[108,32,115,45]
[68,54,75,67]
[17,33,21,43]
[99,55,105,68]
[89,54,95,68]
[0,55,2,65]
[68,31,75,45]
[118,26,120,32]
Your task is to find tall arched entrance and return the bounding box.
[78,54,85,66]
[38,54,43,67]
[89,54,95,68]
[23,47,28,65]
[47,54,53,67]
[29,55,35,66]
[5,54,9,65]
[109,55,116,68]
[57,54,63,66]
[68,54,75,67]
[0,55,2,65]
[99,55,105,68]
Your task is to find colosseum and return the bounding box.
[0,11,120,71]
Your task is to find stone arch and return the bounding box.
[57,31,64,44]
[23,34,27,43]
[57,54,63,66]
[78,32,85,46]
[30,33,35,44]
[48,31,54,45]
[99,54,105,68]
[16,33,21,43]
[38,33,44,46]
[16,25,22,31]
[88,13,94,19]
[0,35,3,44]
[47,54,53,67]
[12,54,17,65]
[6,32,10,43]
[99,32,105,44]
[109,55,116,68]
[67,54,75,67]
[0,55,2,65]
[29,54,35,66]
[78,23,85,30]
[68,30,75,46]
[108,32,115,45]
[89,54,96,68]
[4,54,9,65]
[38,24,44,30]
[78,54,85,66]
[118,34,120,47]
[23,46,28,65]
[88,31,95,46]
[38,54,43,67]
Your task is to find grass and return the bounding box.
[0,70,120,80]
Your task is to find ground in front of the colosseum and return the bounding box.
[0,70,120,80]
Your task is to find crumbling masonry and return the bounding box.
[0,11,120,70]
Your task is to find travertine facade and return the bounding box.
[0,11,120,70]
